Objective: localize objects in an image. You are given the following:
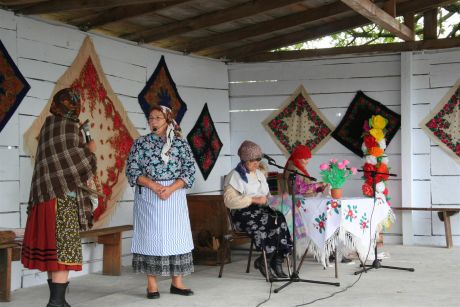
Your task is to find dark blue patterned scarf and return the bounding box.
[235,161,249,183]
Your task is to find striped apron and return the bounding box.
[131,180,194,256]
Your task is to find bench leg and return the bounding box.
[442,212,453,248]
[0,247,12,302]
[97,233,122,276]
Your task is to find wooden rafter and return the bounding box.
[208,16,368,59]
[241,37,460,62]
[383,0,395,17]
[17,0,175,15]
[340,0,414,41]
[71,0,189,29]
[176,2,351,53]
[121,0,304,43]
[424,9,438,40]
[212,0,457,60]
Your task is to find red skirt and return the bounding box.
[21,199,82,272]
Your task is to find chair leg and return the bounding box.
[218,237,229,278]
[246,239,254,273]
[262,250,270,282]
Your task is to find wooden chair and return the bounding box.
[218,207,270,282]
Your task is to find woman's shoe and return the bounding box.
[270,255,288,278]
[146,289,160,299]
[254,255,273,279]
[170,284,194,296]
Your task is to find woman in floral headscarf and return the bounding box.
[282,144,330,197]
[223,140,292,279]
[126,105,196,299]
[22,88,97,307]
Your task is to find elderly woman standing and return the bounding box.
[126,105,196,299]
[21,88,97,307]
[282,144,330,197]
[223,140,292,279]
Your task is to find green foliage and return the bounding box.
[275,3,460,51]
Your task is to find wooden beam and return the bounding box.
[71,1,189,29]
[340,0,414,41]
[424,8,438,40]
[397,0,457,14]
[212,0,452,60]
[241,38,460,62]
[176,2,351,53]
[403,14,415,32]
[121,0,304,42]
[208,16,369,59]
[383,0,396,17]
[17,0,175,15]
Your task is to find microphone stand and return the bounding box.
[264,158,340,293]
[354,169,414,274]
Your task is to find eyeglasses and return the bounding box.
[248,158,262,162]
[148,116,165,121]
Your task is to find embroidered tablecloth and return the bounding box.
[269,196,394,266]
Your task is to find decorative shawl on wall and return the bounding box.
[263,85,333,156]
[186,103,223,180]
[332,91,401,157]
[0,40,30,133]
[23,37,139,228]
[138,55,187,124]
[420,78,460,163]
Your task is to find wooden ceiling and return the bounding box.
[1,0,459,62]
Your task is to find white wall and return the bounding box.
[0,9,230,290]
[227,50,460,247]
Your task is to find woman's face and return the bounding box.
[148,109,168,135]
[244,158,261,173]
[298,158,310,168]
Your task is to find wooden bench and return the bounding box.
[0,225,132,302]
[0,242,21,302]
[394,207,459,248]
[80,225,133,276]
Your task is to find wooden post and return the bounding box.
[424,8,438,40]
[0,247,12,302]
[403,14,415,32]
[401,52,414,245]
[442,212,453,248]
[97,233,122,276]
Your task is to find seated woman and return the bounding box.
[223,140,293,279]
[281,144,330,197]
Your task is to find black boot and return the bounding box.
[47,280,71,307]
[254,254,273,279]
[47,282,70,307]
[270,254,288,278]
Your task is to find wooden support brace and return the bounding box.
[97,233,122,276]
[442,212,453,248]
[0,246,12,302]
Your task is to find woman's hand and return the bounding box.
[252,196,268,205]
[149,181,165,196]
[86,140,96,153]
[158,185,175,200]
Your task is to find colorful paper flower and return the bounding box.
[371,115,388,129]
[370,128,385,141]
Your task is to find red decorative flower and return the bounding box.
[364,135,378,149]
[362,183,374,197]
[376,163,389,181]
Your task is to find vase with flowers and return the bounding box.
[319,159,357,199]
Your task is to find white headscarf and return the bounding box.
[159,106,178,164]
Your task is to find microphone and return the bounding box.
[262,154,276,162]
[80,119,92,143]
[152,122,167,132]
